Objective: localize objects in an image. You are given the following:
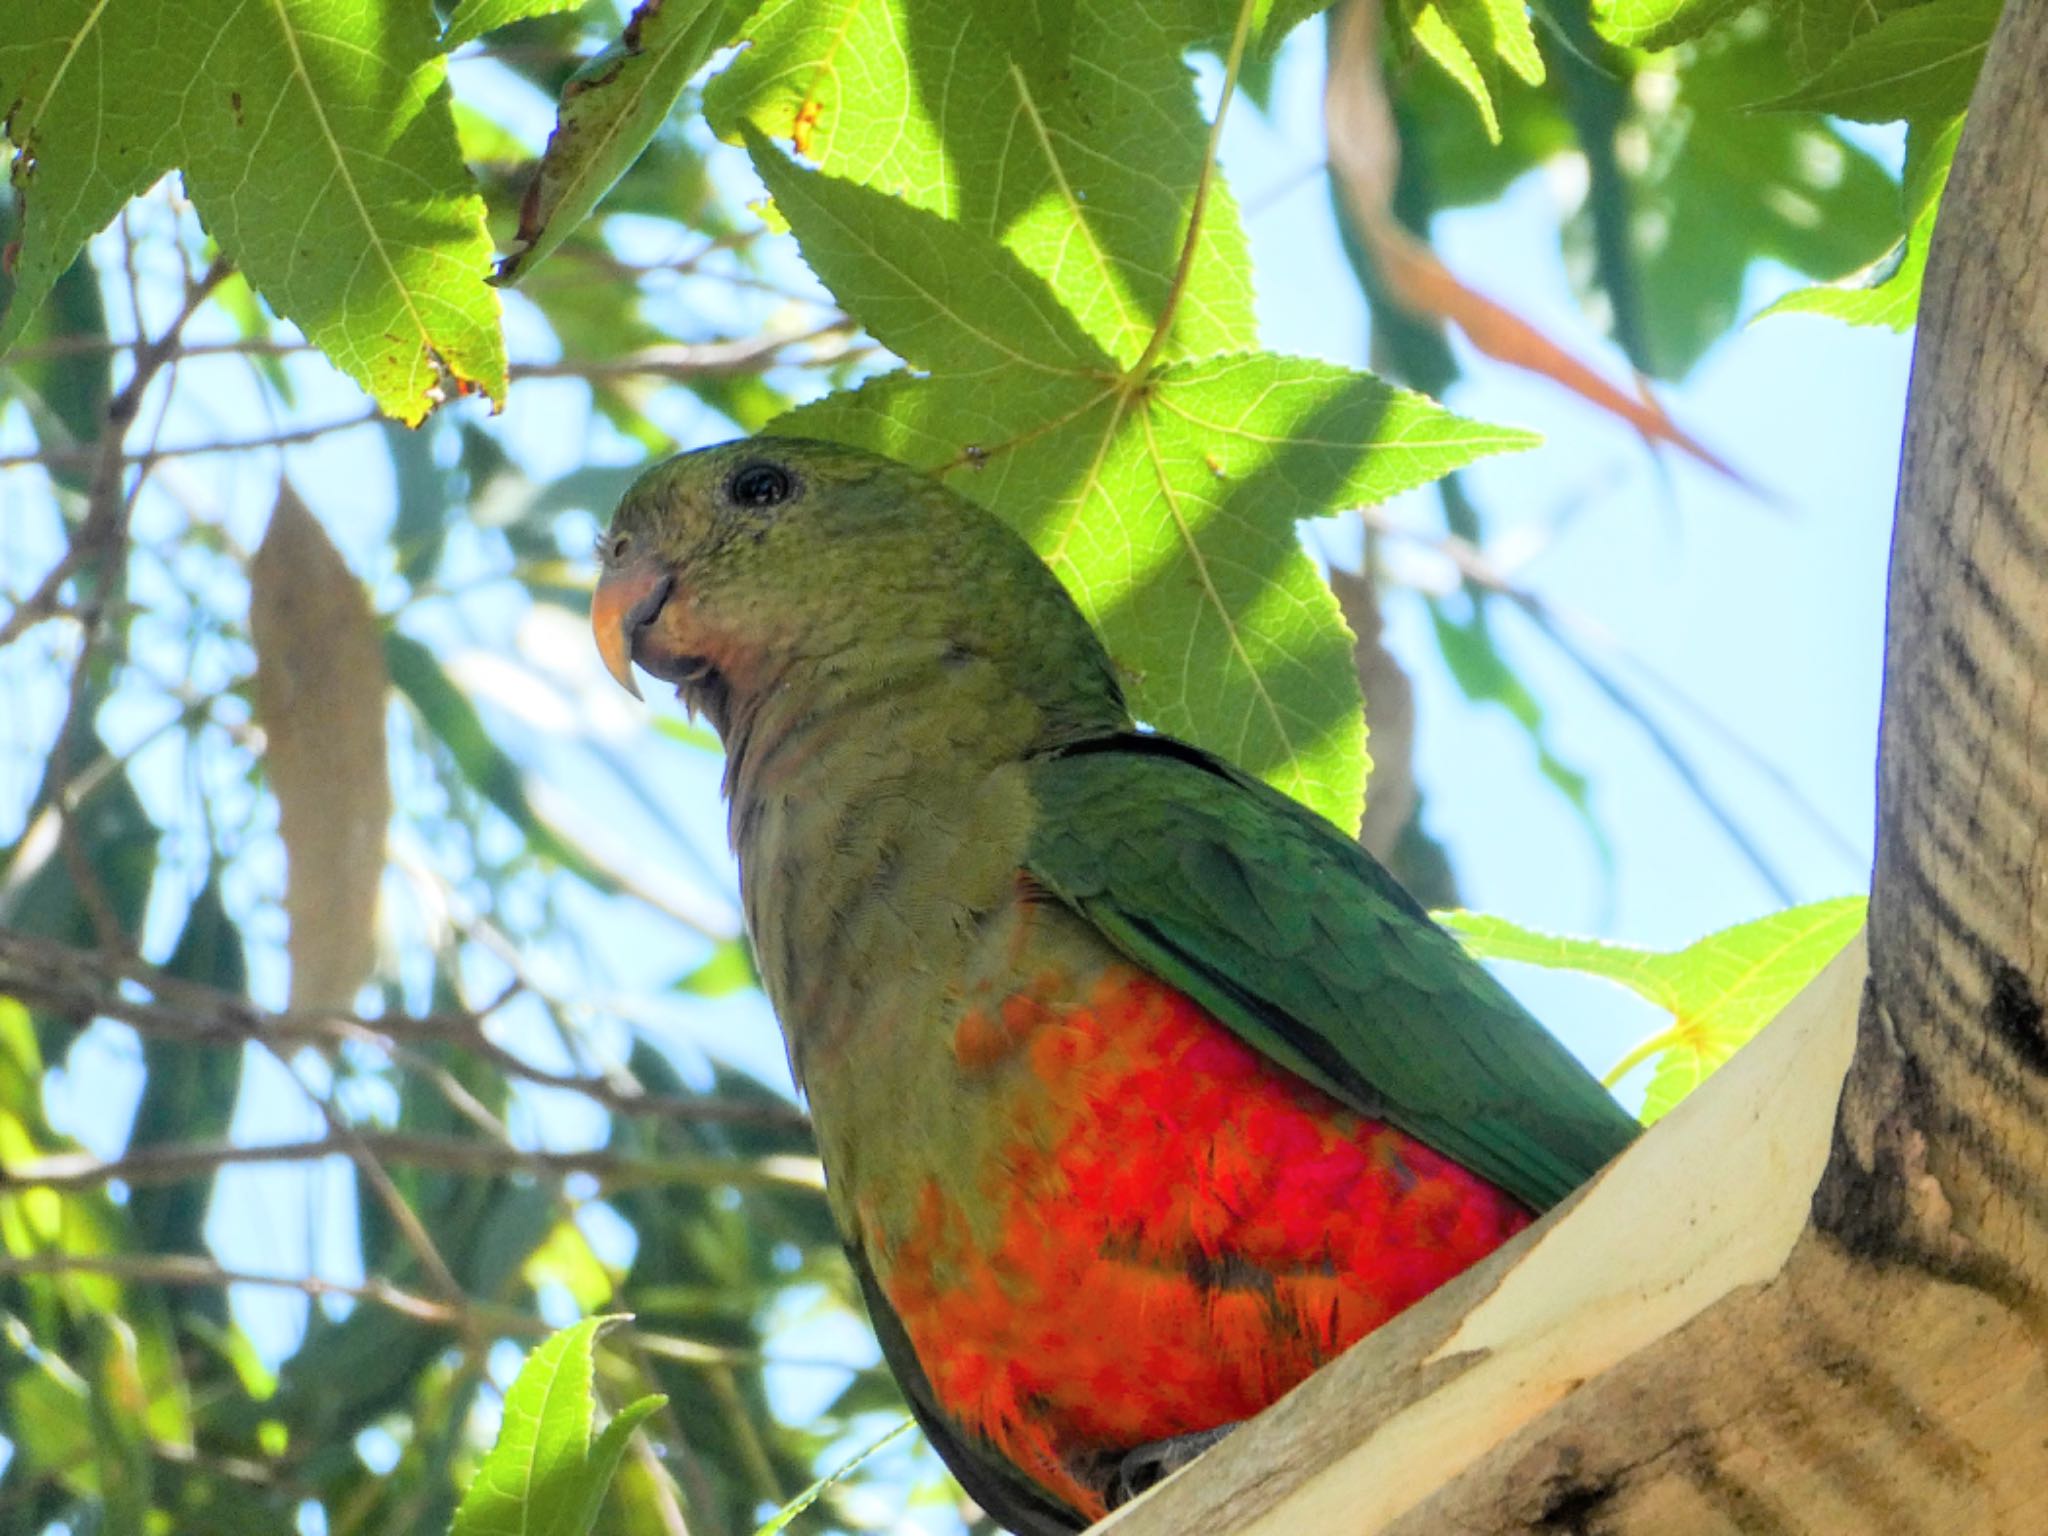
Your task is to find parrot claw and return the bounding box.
[1104,1423,1239,1509]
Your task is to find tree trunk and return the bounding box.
[1098,1,2048,1530]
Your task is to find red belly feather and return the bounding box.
[877,966,1530,1517]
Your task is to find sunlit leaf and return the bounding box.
[652,715,724,753]
[1591,0,1747,49]
[707,0,1258,363]
[0,0,506,422]
[1766,0,1998,123]
[445,0,590,52]
[1393,0,1546,142]
[1598,46,1900,378]
[451,1315,665,1536]
[672,937,758,997]
[752,139,1536,830]
[1442,897,1866,1122]
[1767,0,1927,81]
[496,0,759,284]
[1758,114,1961,331]
[525,1220,619,1313]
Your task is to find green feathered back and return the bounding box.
[1025,735,1640,1212]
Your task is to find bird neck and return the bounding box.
[721,639,1117,1089]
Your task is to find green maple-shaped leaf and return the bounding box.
[492,0,760,285]
[1767,0,1927,83]
[0,0,503,424]
[450,1316,665,1536]
[1758,113,1961,332]
[1598,29,1902,379]
[748,129,1536,830]
[1591,0,1750,50]
[1443,897,1867,1123]
[1394,0,1547,143]
[1765,0,1999,123]
[443,0,588,53]
[706,0,1257,364]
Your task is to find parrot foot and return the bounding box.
[1105,1424,1239,1509]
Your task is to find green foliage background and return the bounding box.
[0,0,1981,1529]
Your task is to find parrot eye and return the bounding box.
[727,461,796,510]
[599,531,631,565]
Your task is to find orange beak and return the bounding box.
[591,560,674,700]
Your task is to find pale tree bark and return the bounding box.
[1099,0,2048,1529]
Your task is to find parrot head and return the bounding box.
[591,438,1127,742]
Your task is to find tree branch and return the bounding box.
[2,1130,824,1195]
[0,1251,490,1329]
[0,411,383,474]
[0,1251,779,1376]
[0,926,811,1132]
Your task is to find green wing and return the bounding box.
[1025,736,1639,1212]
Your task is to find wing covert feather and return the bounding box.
[1025,737,1638,1211]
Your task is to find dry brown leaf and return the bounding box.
[250,482,391,1011]
[1325,0,1753,490]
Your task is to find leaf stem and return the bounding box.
[1125,0,1261,383]
[1600,1028,1681,1090]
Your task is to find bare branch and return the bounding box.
[0,1251,487,1329]
[0,926,812,1132]
[2,258,230,647]
[0,1251,771,1374]
[0,411,383,474]
[3,1130,824,1195]
[3,326,866,381]
[305,1078,474,1311]
[509,324,867,381]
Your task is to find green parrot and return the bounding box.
[592,438,1638,1532]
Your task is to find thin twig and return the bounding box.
[0,1251,490,1329]
[0,410,382,472]
[2,328,864,380]
[0,1251,776,1373]
[0,552,91,648]
[22,263,230,948]
[1,259,231,647]
[0,926,811,1131]
[295,1071,474,1314]
[0,334,316,363]
[509,324,864,381]
[3,1130,825,1195]
[1124,0,1260,383]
